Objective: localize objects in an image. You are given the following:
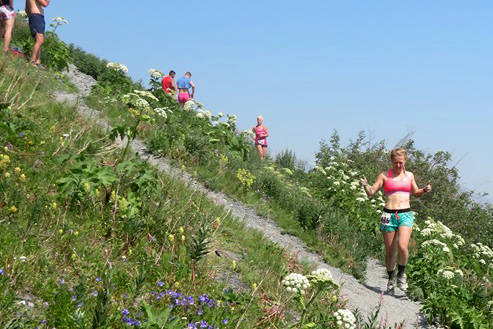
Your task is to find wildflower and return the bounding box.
[0,268,4,275]
[71,253,76,260]
[74,231,79,236]
[92,290,98,297]
[181,235,185,242]
[19,256,27,262]
[168,234,175,242]
[309,268,336,286]
[14,167,21,174]
[51,202,57,210]
[106,62,128,74]
[222,319,228,324]
[9,206,17,213]
[355,197,365,202]
[442,246,450,253]
[122,309,130,316]
[333,309,356,329]
[71,295,77,301]
[59,278,65,285]
[17,10,27,17]
[179,226,184,234]
[96,277,101,282]
[77,302,83,308]
[58,229,63,234]
[282,273,310,295]
[4,172,10,178]
[232,260,237,270]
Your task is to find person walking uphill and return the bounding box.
[25,0,50,66]
[176,72,195,104]
[162,70,177,95]
[360,148,431,294]
[252,115,268,159]
[0,0,15,54]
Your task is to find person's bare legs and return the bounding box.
[397,226,412,266]
[31,32,44,64]
[256,144,264,159]
[262,146,268,159]
[2,16,14,53]
[382,231,398,271]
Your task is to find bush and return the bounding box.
[68,45,107,79]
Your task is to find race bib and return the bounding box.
[380,213,391,225]
[257,139,266,146]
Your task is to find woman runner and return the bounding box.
[360,148,431,293]
[252,115,268,159]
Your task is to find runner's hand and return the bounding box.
[360,176,368,187]
[424,182,432,193]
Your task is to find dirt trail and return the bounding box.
[55,65,429,328]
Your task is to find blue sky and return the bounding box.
[41,1,492,201]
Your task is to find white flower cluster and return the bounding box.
[333,309,356,329]
[282,273,310,295]
[437,269,455,280]
[133,90,158,102]
[17,10,27,18]
[107,62,128,74]
[227,114,237,125]
[148,69,163,79]
[52,17,69,24]
[183,100,195,112]
[422,239,450,253]
[196,109,212,120]
[471,243,493,260]
[153,107,171,119]
[309,268,336,285]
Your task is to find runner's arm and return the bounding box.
[172,78,177,91]
[262,126,269,138]
[37,0,50,7]
[411,173,431,197]
[190,81,195,98]
[361,172,384,197]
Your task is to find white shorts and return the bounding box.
[0,5,15,21]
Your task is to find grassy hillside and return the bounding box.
[3,15,492,328]
[1,22,406,328]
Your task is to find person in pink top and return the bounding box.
[360,148,431,294]
[252,115,268,159]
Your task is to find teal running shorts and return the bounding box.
[380,209,414,232]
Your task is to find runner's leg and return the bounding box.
[256,144,264,159]
[3,16,14,53]
[397,226,412,267]
[383,231,398,271]
[31,32,44,64]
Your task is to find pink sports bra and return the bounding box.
[384,169,412,195]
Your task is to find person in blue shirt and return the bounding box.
[176,72,195,104]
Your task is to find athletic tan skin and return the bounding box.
[25,0,49,65]
[0,0,15,53]
[360,150,431,290]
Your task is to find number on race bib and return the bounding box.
[380,213,391,225]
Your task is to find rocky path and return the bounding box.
[55,65,427,328]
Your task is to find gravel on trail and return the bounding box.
[55,64,431,328]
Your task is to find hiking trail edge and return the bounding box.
[55,64,431,328]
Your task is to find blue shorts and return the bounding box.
[380,209,414,232]
[28,14,45,37]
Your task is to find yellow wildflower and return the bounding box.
[51,202,57,210]
[232,260,237,270]
[58,229,63,234]
[14,167,21,174]
[83,182,90,192]
[74,231,79,236]
[178,226,184,234]
[71,253,77,260]
[19,174,26,182]
[168,234,175,242]
[4,172,10,178]
[181,235,185,242]
[252,283,257,290]
[9,206,17,213]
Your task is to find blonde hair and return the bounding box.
[257,115,263,120]
[390,148,407,160]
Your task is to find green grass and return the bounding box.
[0,53,332,328]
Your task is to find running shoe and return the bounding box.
[387,276,396,293]
[397,274,408,292]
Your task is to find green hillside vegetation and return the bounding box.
[2,15,492,328]
[1,18,402,329]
